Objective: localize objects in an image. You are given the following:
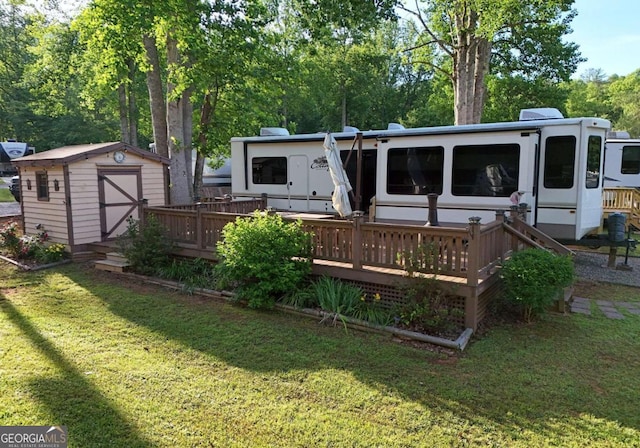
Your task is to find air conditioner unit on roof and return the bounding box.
[519,108,564,121]
[260,127,290,136]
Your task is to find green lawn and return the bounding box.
[0,187,15,202]
[1,263,639,447]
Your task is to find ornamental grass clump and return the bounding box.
[500,248,574,322]
[215,212,313,310]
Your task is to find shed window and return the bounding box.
[452,144,519,196]
[252,157,287,184]
[387,146,444,195]
[36,171,49,201]
[544,136,576,189]
[621,145,640,175]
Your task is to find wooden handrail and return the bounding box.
[142,204,518,287]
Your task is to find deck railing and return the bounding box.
[603,187,640,229]
[141,203,550,289]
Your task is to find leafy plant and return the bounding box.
[500,248,574,322]
[215,212,313,309]
[279,282,318,309]
[396,241,441,276]
[117,215,174,276]
[394,242,463,334]
[36,243,67,264]
[395,276,463,335]
[157,257,217,294]
[312,276,361,315]
[351,292,393,326]
[0,221,22,257]
[0,222,67,263]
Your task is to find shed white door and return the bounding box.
[98,168,143,241]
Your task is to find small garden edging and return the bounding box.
[116,270,474,351]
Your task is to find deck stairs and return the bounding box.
[603,187,640,231]
[94,252,130,273]
[503,217,573,257]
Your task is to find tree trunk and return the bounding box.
[452,10,491,125]
[127,59,138,147]
[118,83,130,143]
[143,33,168,157]
[166,33,191,204]
[193,92,213,201]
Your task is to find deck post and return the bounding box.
[495,210,506,261]
[466,216,481,287]
[261,193,268,211]
[139,199,148,229]
[465,216,482,331]
[352,212,364,270]
[509,205,520,252]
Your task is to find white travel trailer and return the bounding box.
[0,141,35,175]
[231,110,610,241]
[603,131,640,188]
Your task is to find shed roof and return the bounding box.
[12,141,169,167]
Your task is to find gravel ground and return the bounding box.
[0,201,20,217]
[573,250,640,287]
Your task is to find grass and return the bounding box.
[1,263,640,447]
[0,187,16,202]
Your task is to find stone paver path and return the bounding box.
[571,296,640,319]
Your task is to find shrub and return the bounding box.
[395,242,463,335]
[0,222,21,257]
[215,212,313,309]
[0,223,67,263]
[500,248,574,322]
[36,243,68,264]
[395,276,463,335]
[117,215,174,276]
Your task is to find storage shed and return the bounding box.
[12,142,169,254]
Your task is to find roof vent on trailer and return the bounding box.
[387,123,405,130]
[519,108,564,121]
[343,126,360,133]
[260,127,290,136]
[607,131,631,139]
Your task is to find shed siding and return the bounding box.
[19,167,69,244]
[141,163,166,206]
[68,159,102,245]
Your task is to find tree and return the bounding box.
[607,71,640,137]
[401,0,583,124]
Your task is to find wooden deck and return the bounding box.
[84,201,564,331]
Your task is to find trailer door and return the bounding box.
[288,155,309,210]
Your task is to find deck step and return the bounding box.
[94,259,130,273]
[105,252,129,263]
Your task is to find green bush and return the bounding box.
[117,215,174,276]
[500,248,574,322]
[395,276,463,335]
[215,212,313,309]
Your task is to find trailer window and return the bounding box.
[544,136,575,189]
[586,135,602,188]
[452,144,519,196]
[36,171,49,201]
[387,146,443,195]
[621,145,640,174]
[252,157,287,184]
